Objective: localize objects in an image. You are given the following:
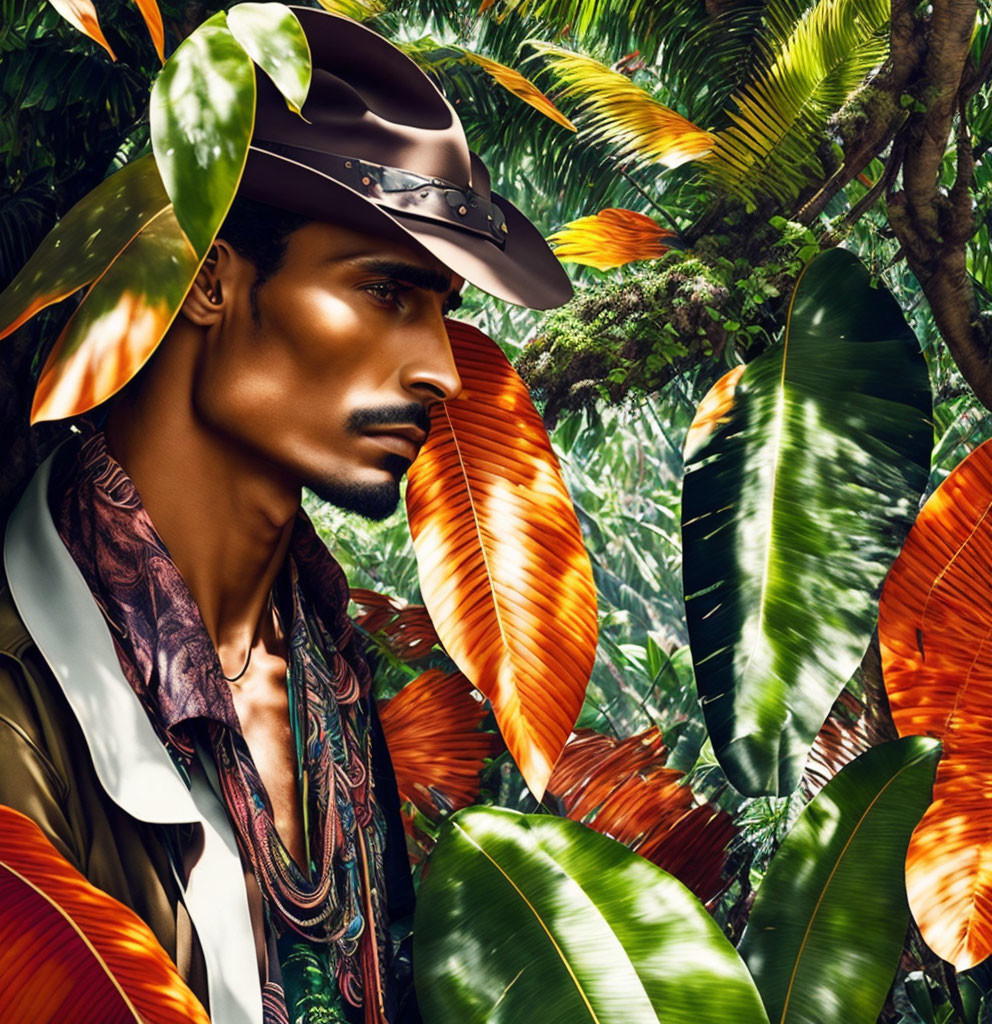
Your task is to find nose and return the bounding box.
[401,313,463,405]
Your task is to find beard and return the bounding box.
[307,451,410,521]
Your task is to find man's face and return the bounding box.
[194,221,463,519]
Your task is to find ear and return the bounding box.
[182,240,239,326]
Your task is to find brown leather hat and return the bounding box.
[238,7,573,310]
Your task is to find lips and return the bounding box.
[363,426,428,461]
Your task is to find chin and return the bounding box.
[307,456,407,521]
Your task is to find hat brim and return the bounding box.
[238,147,573,311]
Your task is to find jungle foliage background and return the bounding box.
[3,0,992,1021]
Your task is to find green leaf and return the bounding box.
[0,156,167,342]
[740,737,939,1024]
[227,3,311,117]
[414,806,770,1024]
[32,204,200,422]
[149,11,256,257]
[681,248,932,796]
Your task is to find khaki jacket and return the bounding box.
[1,456,264,1022]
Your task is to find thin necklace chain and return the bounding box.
[221,593,276,684]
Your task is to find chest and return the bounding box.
[228,650,307,869]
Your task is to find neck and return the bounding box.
[104,321,299,670]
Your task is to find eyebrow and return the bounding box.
[348,257,453,296]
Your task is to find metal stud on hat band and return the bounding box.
[251,140,509,249]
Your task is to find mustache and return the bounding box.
[346,403,432,435]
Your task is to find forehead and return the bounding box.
[280,221,460,291]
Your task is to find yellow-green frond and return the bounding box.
[461,50,576,131]
[709,0,890,209]
[531,42,714,169]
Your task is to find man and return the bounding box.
[0,8,571,1024]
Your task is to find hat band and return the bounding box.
[251,141,508,250]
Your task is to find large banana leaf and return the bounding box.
[414,806,770,1024]
[879,439,992,969]
[0,806,209,1023]
[406,320,598,801]
[681,248,931,796]
[740,736,939,1024]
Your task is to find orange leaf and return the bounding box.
[47,0,116,60]
[548,729,735,901]
[461,50,576,132]
[351,588,440,662]
[548,208,680,271]
[132,0,165,62]
[0,806,209,1023]
[31,205,201,423]
[879,438,992,969]
[803,689,873,797]
[683,364,746,461]
[378,669,496,816]
[406,320,598,800]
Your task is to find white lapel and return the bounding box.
[4,452,263,1024]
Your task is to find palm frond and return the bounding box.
[530,42,714,170]
[708,0,889,209]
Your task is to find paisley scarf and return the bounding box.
[50,433,389,1024]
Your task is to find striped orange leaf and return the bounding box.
[548,208,681,271]
[406,320,598,800]
[879,439,992,969]
[351,589,440,662]
[460,50,576,131]
[531,42,714,169]
[46,0,116,59]
[548,728,735,901]
[378,669,496,816]
[803,690,873,798]
[0,806,209,1023]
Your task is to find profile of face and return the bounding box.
[190,222,464,520]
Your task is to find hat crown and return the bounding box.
[252,9,474,189]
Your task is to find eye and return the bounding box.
[364,280,409,308]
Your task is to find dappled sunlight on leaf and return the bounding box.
[548,208,680,270]
[407,320,598,801]
[415,807,770,1024]
[740,738,939,1024]
[880,438,992,969]
[378,669,497,817]
[228,4,311,116]
[549,728,734,901]
[32,206,200,422]
[531,42,714,169]
[149,11,256,257]
[682,249,931,796]
[461,50,575,131]
[0,806,210,1023]
[0,156,169,344]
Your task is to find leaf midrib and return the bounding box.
[777,756,921,1022]
[0,860,143,1021]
